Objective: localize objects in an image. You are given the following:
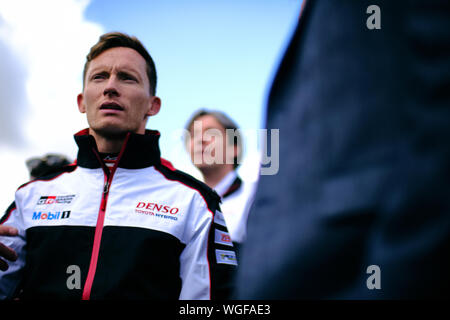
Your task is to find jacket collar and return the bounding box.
[74,128,161,169]
[214,170,243,199]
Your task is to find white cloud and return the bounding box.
[0,0,104,212]
[0,34,27,147]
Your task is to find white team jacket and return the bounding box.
[0,129,237,300]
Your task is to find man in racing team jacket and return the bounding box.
[0,32,237,300]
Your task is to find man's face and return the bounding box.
[77,47,160,138]
[188,115,236,171]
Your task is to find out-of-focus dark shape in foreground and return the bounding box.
[236,0,450,299]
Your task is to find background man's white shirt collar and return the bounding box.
[213,170,238,198]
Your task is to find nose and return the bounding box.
[193,132,209,146]
[103,76,120,97]
[190,133,207,153]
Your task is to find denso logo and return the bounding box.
[136,202,179,214]
[32,211,71,220]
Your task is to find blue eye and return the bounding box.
[92,73,107,80]
[119,72,137,82]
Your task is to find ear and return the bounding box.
[228,143,240,164]
[146,96,161,117]
[233,143,241,159]
[77,93,86,113]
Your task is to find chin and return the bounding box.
[196,163,220,173]
[93,125,130,139]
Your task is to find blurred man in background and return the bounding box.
[185,109,257,256]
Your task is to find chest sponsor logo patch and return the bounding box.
[135,201,180,221]
[32,210,71,221]
[37,195,76,205]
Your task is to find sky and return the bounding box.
[0,0,301,212]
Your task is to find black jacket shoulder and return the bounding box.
[155,162,221,213]
[17,164,77,190]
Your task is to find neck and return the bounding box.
[200,164,234,188]
[90,129,128,153]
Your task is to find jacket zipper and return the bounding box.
[81,170,110,300]
[81,134,130,300]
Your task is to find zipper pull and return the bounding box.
[100,181,109,212]
[103,181,109,194]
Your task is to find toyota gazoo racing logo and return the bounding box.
[135,202,180,221]
[37,195,76,205]
[32,211,71,221]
